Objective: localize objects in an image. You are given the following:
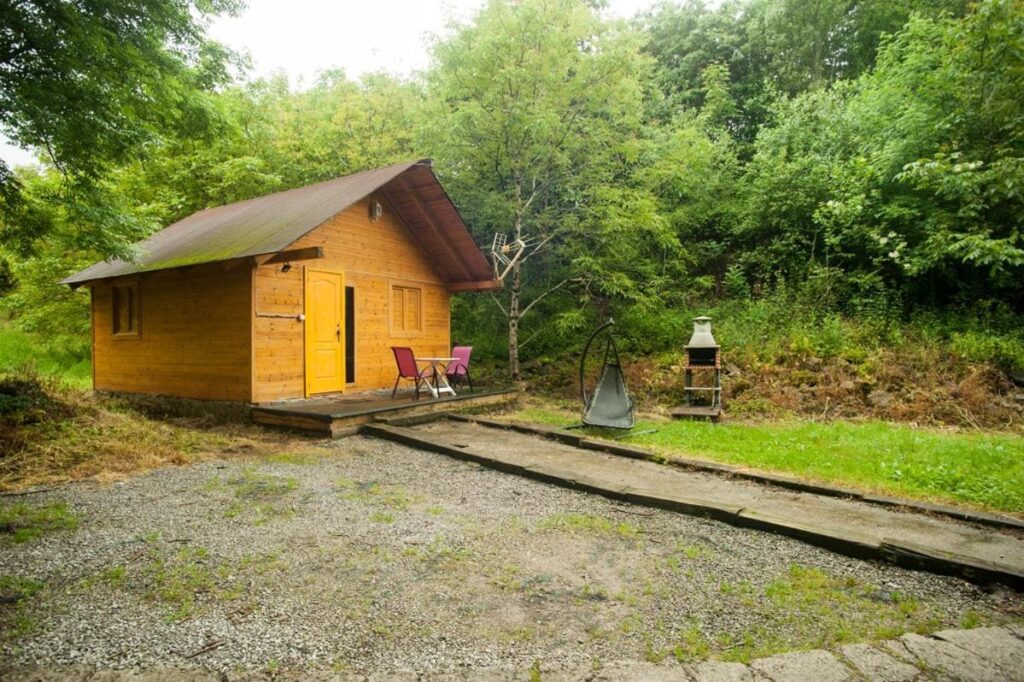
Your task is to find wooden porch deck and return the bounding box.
[250,388,517,437]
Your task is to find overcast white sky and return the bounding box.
[0,0,655,168]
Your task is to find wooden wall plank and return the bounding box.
[92,264,252,401]
[252,196,451,402]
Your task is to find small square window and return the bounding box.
[112,283,139,335]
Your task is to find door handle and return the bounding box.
[336,323,341,340]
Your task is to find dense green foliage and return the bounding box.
[1,0,1022,379]
[0,0,244,256]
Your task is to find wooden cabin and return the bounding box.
[63,160,500,403]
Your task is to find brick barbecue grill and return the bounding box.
[684,316,722,409]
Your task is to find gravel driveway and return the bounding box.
[0,436,1019,677]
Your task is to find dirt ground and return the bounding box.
[0,435,1020,677]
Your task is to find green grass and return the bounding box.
[0,574,45,639]
[0,325,91,389]
[536,512,641,539]
[0,502,79,543]
[510,406,1024,513]
[660,563,962,664]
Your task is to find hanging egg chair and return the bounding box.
[579,319,635,429]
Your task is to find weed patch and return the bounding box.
[0,501,78,543]
[0,574,44,639]
[207,468,298,524]
[136,544,279,622]
[403,535,473,569]
[684,564,962,663]
[536,513,640,540]
[334,478,421,511]
[263,450,320,466]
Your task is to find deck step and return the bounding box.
[250,388,517,437]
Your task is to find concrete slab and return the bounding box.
[748,650,854,681]
[689,661,756,681]
[932,627,1024,674]
[839,643,922,681]
[885,633,1010,682]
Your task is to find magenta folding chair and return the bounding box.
[445,345,474,393]
[390,347,433,400]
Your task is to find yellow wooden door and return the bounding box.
[304,268,345,396]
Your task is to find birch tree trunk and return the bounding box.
[508,261,521,380]
[507,195,525,381]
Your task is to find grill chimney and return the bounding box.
[685,316,720,367]
[687,316,717,348]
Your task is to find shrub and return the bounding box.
[949,331,1024,372]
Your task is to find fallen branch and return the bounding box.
[182,640,224,659]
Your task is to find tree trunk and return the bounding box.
[508,261,521,381]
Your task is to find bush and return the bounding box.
[949,331,1024,372]
[0,324,91,389]
[0,368,77,459]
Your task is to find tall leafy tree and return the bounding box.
[738,0,1023,306]
[425,0,664,379]
[849,0,1024,302]
[0,0,243,254]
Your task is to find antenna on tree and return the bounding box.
[490,232,535,281]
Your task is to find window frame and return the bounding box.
[388,282,424,338]
[111,280,140,337]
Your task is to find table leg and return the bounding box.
[435,366,456,397]
[429,366,440,398]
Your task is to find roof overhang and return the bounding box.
[62,160,498,292]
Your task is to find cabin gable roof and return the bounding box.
[62,159,498,289]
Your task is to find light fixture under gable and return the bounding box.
[369,198,383,223]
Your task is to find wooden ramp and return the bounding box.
[251,388,516,437]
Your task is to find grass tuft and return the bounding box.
[0,501,78,543]
[0,574,45,639]
[536,512,640,539]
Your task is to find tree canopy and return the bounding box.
[1,0,1022,372]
